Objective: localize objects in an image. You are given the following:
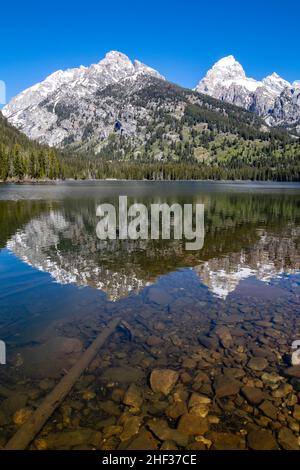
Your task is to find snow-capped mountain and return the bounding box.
[3,51,300,151]
[2,51,165,147]
[195,55,300,134]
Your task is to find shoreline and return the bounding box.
[1,178,300,185]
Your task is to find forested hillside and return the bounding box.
[60,79,300,181]
[0,113,61,181]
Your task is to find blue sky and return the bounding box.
[1,0,299,101]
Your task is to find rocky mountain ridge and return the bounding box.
[195,55,300,134]
[3,51,300,155]
[2,51,165,147]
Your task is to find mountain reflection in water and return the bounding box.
[2,186,300,301]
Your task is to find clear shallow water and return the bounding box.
[0,182,300,450]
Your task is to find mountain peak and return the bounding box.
[214,55,239,67]
[103,50,131,63]
[105,50,128,59]
[262,72,291,94]
[195,55,249,96]
[212,55,245,75]
[206,55,246,82]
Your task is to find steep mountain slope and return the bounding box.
[58,77,300,181]
[195,55,300,134]
[267,86,300,134]
[2,51,165,147]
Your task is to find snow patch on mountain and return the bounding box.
[195,56,300,133]
[2,51,165,146]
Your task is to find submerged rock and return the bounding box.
[247,429,278,450]
[123,384,143,411]
[198,335,219,350]
[160,440,178,450]
[272,384,293,398]
[188,393,212,407]
[293,404,300,421]
[146,336,163,347]
[36,429,102,450]
[278,427,299,450]
[177,413,209,436]
[99,400,121,417]
[188,393,211,418]
[223,367,246,379]
[261,372,283,385]
[126,428,159,450]
[39,378,56,391]
[278,428,299,450]
[165,401,187,420]
[214,375,241,398]
[148,419,188,447]
[284,366,300,378]
[150,369,179,396]
[189,404,210,418]
[241,386,264,405]
[259,400,278,420]
[102,425,123,439]
[215,326,233,348]
[209,432,245,450]
[13,408,33,426]
[248,357,268,371]
[82,391,96,401]
[119,416,142,442]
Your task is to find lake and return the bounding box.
[0,181,300,450]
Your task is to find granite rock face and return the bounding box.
[195,55,300,135]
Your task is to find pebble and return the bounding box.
[82,391,96,401]
[248,357,268,371]
[13,407,33,426]
[261,372,283,385]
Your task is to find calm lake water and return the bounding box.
[0,181,300,450]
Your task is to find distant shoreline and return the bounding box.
[1,178,300,186]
